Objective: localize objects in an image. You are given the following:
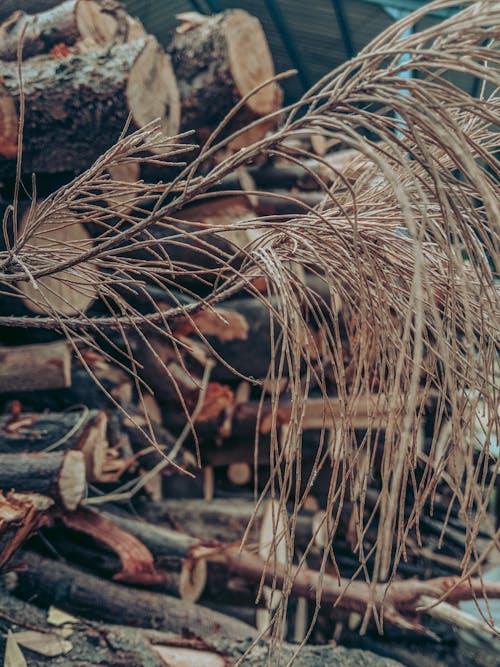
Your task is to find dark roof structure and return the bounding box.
[123,1,475,102]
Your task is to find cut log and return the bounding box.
[15,206,98,315]
[168,10,281,140]
[0,340,71,393]
[0,409,109,482]
[102,510,208,601]
[0,450,85,510]
[0,36,180,174]
[0,491,53,572]
[139,498,315,550]
[227,462,252,486]
[55,507,165,585]
[0,0,128,62]
[0,590,404,667]
[12,550,257,642]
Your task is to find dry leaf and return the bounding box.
[47,606,78,626]
[13,631,72,657]
[4,632,27,667]
[152,645,225,667]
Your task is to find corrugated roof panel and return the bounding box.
[122,2,471,102]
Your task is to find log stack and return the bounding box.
[0,1,281,181]
[0,2,498,666]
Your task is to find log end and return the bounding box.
[127,37,181,145]
[58,450,86,510]
[17,207,97,316]
[76,0,127,47]
[179,557,207,603]
[225,10,280,116]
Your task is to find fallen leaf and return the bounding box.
[4,631,27,667]
[13,631,72,657]
[47,606,79,626]
[152,645,225,667]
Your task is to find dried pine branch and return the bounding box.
[0,0,498,649]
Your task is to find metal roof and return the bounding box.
[123,1,476,102]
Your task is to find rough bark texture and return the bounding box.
[0,450,85,510]
[12,551,257,642]
[0,409,109,482]
[0,37,179,175]
[0,341,71,393]
[139,498,315,549]
[42,508,208,600]
[0,586,404,667]
[0,0,127,61]
[168,10,281,139]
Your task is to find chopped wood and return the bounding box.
[168,9,281,140]
[56,507,165,585]
[12,550,257,642]
[0,491,53,572]
[0,0,127,61]
[0,341,71,393]
[227,462,252,486]
[0,409,110,483]
[16,200,98,316]
[0,36,180,173]
[0,451,85,510]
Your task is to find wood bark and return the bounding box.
[0,588,402,667]
[0,0,128,61]
[0,491,53,571]
[45,508,209,600]
[138,497,316,550]
[54,507,165,585]
[0,450,85,510]
[0,340,71,392]
[0,409,109,482]
[0,36,180,175]
[12,550,257,642]
[168,10,281,139]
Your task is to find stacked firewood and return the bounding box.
[0,2,499,665]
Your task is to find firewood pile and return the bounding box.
[0,1,499,665]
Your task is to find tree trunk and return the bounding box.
[0,36,180,174]
[0,0,128,62]
[0,450,85,510]
[0,340,71,392]
[168,10,281,141]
